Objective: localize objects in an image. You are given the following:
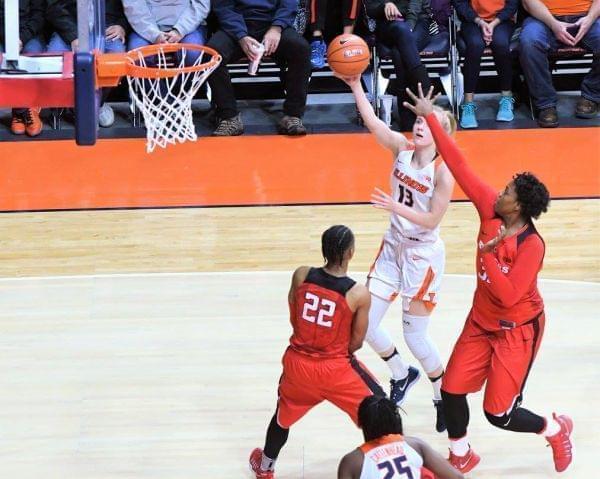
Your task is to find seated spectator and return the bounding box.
[122,0,209,65]
[454,0,518,128]
[309,0,360,69]
[0,0,46,136]
[365,0,439,129]
[46,0,129,127]
[520,0,599,127]
[207,0,311,136]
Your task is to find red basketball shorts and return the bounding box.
[276,348,384,428]
[442,311,545,415]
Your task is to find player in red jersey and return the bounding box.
[249,225,384,479]
[403,85,574,475]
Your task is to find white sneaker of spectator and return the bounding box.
[99,104,115,127]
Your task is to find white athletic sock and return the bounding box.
[543,416,561,437]
[430,373,443,400]
[450,436,470,456]
[261,452,276,471]
[385,349,409,380]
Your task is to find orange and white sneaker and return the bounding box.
[448,447,481,473]
[10,110,26,135]
[249,448,274,479]
[546,413,574,473]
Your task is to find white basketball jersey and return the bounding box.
[389,150,440,244]
[359,434,423,479]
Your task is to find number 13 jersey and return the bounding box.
[389,150,441,244]
[289,267,356,359]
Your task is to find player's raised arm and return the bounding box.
[335,73,412,157]
[403,85,498,220]
[371,161,455,229]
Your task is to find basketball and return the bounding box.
[327,34,370,76]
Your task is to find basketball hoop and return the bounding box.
[97,43,221,153]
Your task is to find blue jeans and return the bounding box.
[461,20,514,93]
[127,27,207,65]
[519,15,600,109]
[46,32,70,52]
[47,32,126,53]
[377,19,424,71]
[0,35,46,53]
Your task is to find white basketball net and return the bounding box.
[127,46,219,153]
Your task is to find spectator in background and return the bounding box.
[207,0,311,136]
[122,0,209,65]
[0,0,46,136]
[46,0,129,127]
[520,0,599,127]
[454,0,518,128]
[365,0,437,129]
[308,0,360,69]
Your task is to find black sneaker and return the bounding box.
[433,399,446,433]
[278,115,307,136]
[213,113,244,136]
[390,366,420,406]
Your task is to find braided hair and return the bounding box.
[513,172,550,220]
[321,225,355,267]
[358,395,403,442]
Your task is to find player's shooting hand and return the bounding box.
[371,187,400,214]
[480,225,506,254]
[106,25,126,42]
[262,26,281,56]
[550,20,577,46]
[239,36,262,61]
[403,83,440,117]
[333,72,362,88]
[384,2,402,21]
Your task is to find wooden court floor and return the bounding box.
[0,271,596,479]
[0,200,598,479]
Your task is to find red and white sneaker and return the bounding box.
[546,413,574,473]
[448,447,481,473]
[249,448,274,479]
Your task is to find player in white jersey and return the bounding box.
[338,395,463,479]
[337,74,456,432]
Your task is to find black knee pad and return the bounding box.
[441,390,469,439]
[484,410,512,430]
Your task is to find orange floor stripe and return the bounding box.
[0,128,598,211]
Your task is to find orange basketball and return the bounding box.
[327,34,370,76]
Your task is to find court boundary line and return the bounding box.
[0,196,598,215]
[0,271,596,286]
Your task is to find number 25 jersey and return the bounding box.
[289,267,356,359]
[389,150,441,244]
[359,434,423,479]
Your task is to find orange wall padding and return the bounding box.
[1,127,598,211]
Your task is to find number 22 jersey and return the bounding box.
[289,267,356,359]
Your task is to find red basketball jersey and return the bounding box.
[289,268,356,359]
